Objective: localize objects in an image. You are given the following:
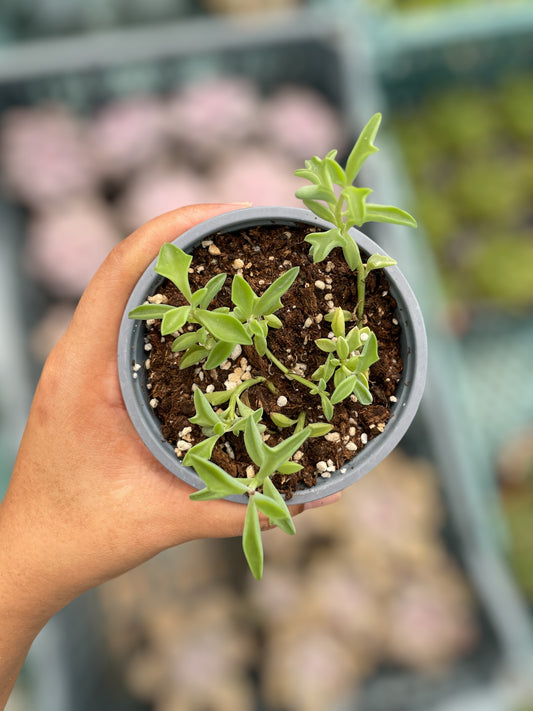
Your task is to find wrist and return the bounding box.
[0,499,69,634]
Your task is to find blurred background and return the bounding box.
[1,0,533,709]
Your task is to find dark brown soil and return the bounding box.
[144,223,403,498]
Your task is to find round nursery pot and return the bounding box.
[118,206,427,504]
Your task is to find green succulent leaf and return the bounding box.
[243,496,263,580]
[264,313,283,329]
[308,422,334,437]
[331,307,346,338]
[353,374,372,405]
[155,244,193,303]
[320,393,334,421]
[254,334,268,356]
[254,491,291,521]
[128,303,176,320]
[345,112,382,185]
[270,412,298,428]
[295,183,336,204]
[299,199,336,224]
[160,305,191,335]
[244,415,266,469]
[187,454,250,497]
[183,435,219,464]
[331,374,357,404]
[341,186,373,227]
[324,309,353,323]
[254,267,299,316]
[204,340,235,369]
[189,388,222,429]
[346,327,363,352]
[276,461,303,475]
[231,273,256,320]
[195,310,252,345]
[336,336,350,361]
[262,478,295,535]
[305,229,344,264]
[324,155,346,187]
[179,345,209,369]
[199,273,227,309]
[356,332,379,374]
[256,427,311,482]
[171,329,205,352]
[315,338,337,353]
[364,204,418,228]
[365,253,397,273]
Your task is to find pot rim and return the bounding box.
[118,206,428,504]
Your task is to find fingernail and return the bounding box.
[303,492,343,511]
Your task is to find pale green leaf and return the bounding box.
[243,496,263,580]
[276,461,303,474]
[353,374,372,405]
[187,454,249,496]
[315,338,337,353]
[270,412,298,428]
[199,272,227,309]
[365,253,397,273]
[331,374,357,404]
[336,336,350,361]
[128,303,176,320]
[254,267,299,316]
[204,340,235,369]
[331,307,346,338]
[189,388,221,429]
[155,243,192,302]
[231,274,256,320]
[342,186,373,227]
[160,305,191,335]
[299,198,336,223]
[345,112,382,185]
[364,203,418,228]
[179,345,209,369]
[171,329,205,352]
[195,310,252,345]
[308,422,334,437]
[356,332,379,374]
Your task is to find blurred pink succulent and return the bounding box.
[385,573,478,672]
[89,95,168,181]
[24,196,121,298]
[209,147,302,205]
[261,86,346,161]
[166,77,260,161]
[0,104,96,207]
[119,166,208,231]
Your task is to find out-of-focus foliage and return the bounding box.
[393,74,533,315]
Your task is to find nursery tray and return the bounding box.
[355,3,533,709]
[2,6,533,711]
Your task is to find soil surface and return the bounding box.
[143,223,403,498]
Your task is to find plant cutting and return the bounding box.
[119,113,427,579]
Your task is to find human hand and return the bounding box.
[0,203,340,630]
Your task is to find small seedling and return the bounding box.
[295,112,417,320]
[130,244,299,368]
[312,307,379,406]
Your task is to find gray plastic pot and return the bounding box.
[118,206,427,504]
